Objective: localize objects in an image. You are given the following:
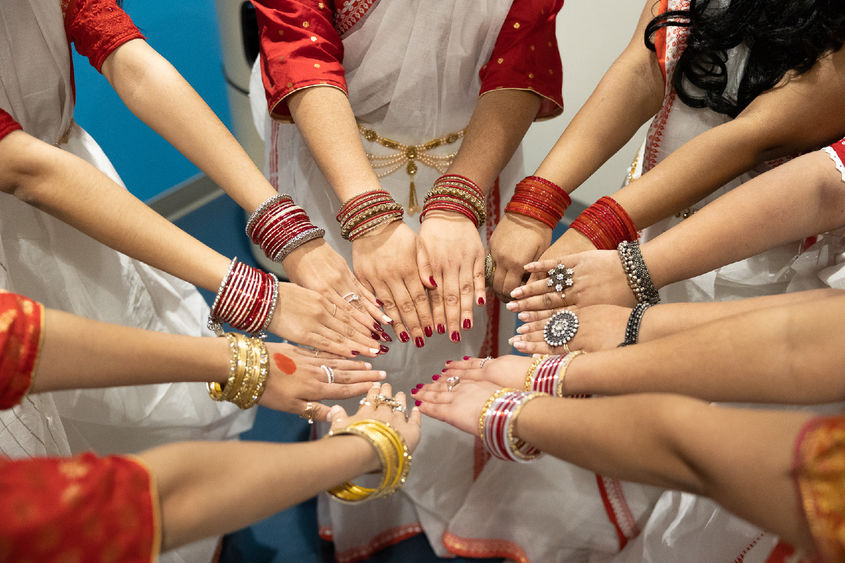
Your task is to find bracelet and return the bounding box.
[208,258,279,337]
[522,355,549,391]
[569,196,637,250]
[523,352,586,397]
[337,190,405,241]
[420,174,486,227]
[207,333,269,409]
[617,241,660,305]
[505,175,572,228]
[554,350,585,398]
[247,194,325,262]
[327,419,412,503]
[479,389,545,463]
[619,303,654,347]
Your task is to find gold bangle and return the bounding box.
[477,388,515,444]
[208,333,246,401]
[523,355,548,391]
[507,392,546,462]
[555,350,586,398]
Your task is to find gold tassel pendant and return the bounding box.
[406,161,420,215]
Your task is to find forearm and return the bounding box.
[643,150,845,288]
[534,1,663,192]
[447,89,540,191]
[566,293,845,403]
[31,309,229,393]
[515,394,814,551]
[103,39,276,211]
[142,436,377,550]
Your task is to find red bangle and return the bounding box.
[505,176,571,228]
[569,196,637,250]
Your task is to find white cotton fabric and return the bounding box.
[0,3,253,560]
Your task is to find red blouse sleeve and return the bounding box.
[253,0,347,122]
[792,415,845,562]
[63,0,145,73]
[0,292,43,410]
[479,0,565,120]
[0,108,22,142]
[0,453,160,562]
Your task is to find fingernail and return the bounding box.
[432,374,440,381]
[451,331,461,343]
[399,331,410,343]
[380,331,392,342]
[364,362,372,369]
[463,356,470,360]
[379,344,389,354]
[369,348,380,355]
[429,276,437,288]
[506,302,517,311]
[379,371,387,379]
[371,331,381,340]
[525,262,537,269]
[424,326,433,337]
[376,299,384,307]
[351,350,360,356]
[383,315,393,324]
[518,312,531,321]
[416,383,424,389]
[411,387,418,395]
[513,341,526,350]
[510,288,523,298]
[415,400,422,407]
[414,336,425,348]
[516,325,527,334]
[372,382,381,388]
[462,319,472,330]
[445,360,452,364]
[478,296,485,305]
[373,322,384,332]
[436,323,446,334]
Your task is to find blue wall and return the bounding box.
[72,1,232,202]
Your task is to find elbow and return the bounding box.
[0,133,56,207]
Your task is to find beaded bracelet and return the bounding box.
[207,333,269,409]
[505,175,572,229]
[246,194,326,262]
[208,258,279,337]
[420,174,487,228]
[620,302,654,346]
[478,388,545,463]
[327,419,412,503]
[569,196,638,250]
[617,241,660,305]
[337,189,405,241]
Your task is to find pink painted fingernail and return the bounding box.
[415,336,425,348]
[424,326,433,337]
[416,383,424,389]
[463,356,470,360]
[451,331,461,343]
[445,360,452,364]
[463,319,472,330]
[399,331,410,343]
[411,387,418,395]
[478,296,485,305]
[436,323,446,334]
[415,400,422,407]
[429,276,437,288]
[432,374,441,381]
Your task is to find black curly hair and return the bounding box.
[645,0,845,117]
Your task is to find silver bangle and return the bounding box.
[207,257,238,335]
[244,194,292,236]
[272,227,325,263]
[619,302,653,347]
[617,241,660,305]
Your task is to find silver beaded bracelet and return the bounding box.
[619,302,653,347]
[617,241,660,305]
[272,227,326,263]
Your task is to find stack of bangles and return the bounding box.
[618,240,660,304]
[420,174,486,228]
[523,352,588,398]
[478,389,546,463]
[569,196,638,250]
[327,419,412,503]
[246,194,326,263]
[337,189,405,241]
[207,332,269,409]
[505,175,572,228]
[208,258,278,337]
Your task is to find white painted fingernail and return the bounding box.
[372,382,381,388]
[370,348,380,355]
[518,312,531,321]
[506,302,517,311]
[516,325,528,334]
[379,371,387,379]
[364,362,372,369]
[382,315,393,324]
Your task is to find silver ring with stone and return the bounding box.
[543,310,579,348]
[343,292,360,303]
[446,375,461,391]
[479,356,492,368]
[546,263,574,297]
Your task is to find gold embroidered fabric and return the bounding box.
[358,124,465,215]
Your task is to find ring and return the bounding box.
[300,402,318,425]
[484,253,496,281]
[546,263,574,298]
[342,292,360,304]
[446,375,461,391]
[320,364,335,384]
[392,404,407,414]
[359,398,374,407]
[375,395,402,409]
[479,356,492,368]
[543,310,579,348]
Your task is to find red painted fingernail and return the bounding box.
[451,331,461,342]
[463,356,470,360]
[399,331,410,343]
[379,344,389,354]
[415,336,425,348]
[411,387,418,395]
[445,360,452,364]
[415,400,422,407]
[436,323,446,334]
[376,299,384,307]
[371,331,380,340]
[424,326,433,337]
[373,322,383,332]
[478,296,486,305]
[429,276,437,288]
[351,351,360,356]
[432,374,440,381]
[463,319,472,330]
[416,383,425,389]
[380,332,393,342]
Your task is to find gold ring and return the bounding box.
[484,253,496,281]
[300,402,318,425]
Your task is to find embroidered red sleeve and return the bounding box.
[0,292,43,410]
[479,0,565,120]
[0,453,160,562]
[253,0,347,122]
[64,0,145,73]
[0,109,22,142]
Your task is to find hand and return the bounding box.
[526,228,595,285]
[417,212,486,343]
[283,239,393,345]
[439,354,532,389]
[269,281,380,357]
[352,222,433,348]
[509,304,632,354]
[327,382,422,455]
[416,379,502,436]
[488,213,552,301]
[259,342,387,416]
